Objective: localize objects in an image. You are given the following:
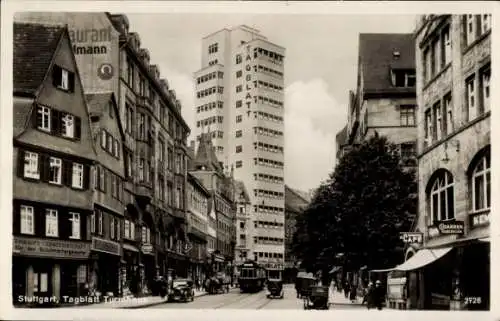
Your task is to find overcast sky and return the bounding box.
[126,13,417,192]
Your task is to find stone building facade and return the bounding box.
[336,34,418,169]
[402,14,491,311]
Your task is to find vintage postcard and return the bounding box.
[1,1,497,321]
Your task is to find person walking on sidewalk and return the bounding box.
[363,282,375,309]
[349,283,357,303]
[373,280,385,310]
[343,280,350,299]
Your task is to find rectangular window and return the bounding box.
[49,157,62,184]
[90,212,96,234]
[442,27,451,67]
[433,102,442,141]
[139,158,145,181]
[466,77,476,120]
[236,145,242,153]
[61,114,74,138]
[400,105,416,126]
[45,209,58,237]
[432,39,440,76]
[72,163,84,189]
[142,226,147,243]
[444,94,453,135]
[101,130,107,149]
[236,100,242,108]
[125,220,130,239]
[481,14,491,34]
[20,205,34,235]
[114,140,120,159]
[107,134,113,154]
[98,211,103,235]
[236,70,242,78]
[69,212,80,239]
[24,152,40,179]
[466,15,476,46]
[236,85,242,93]
[481,67,490,113]
[236,130,242,138]
[60,68,69,90]
[425,109,432,143]
[236,115,242,123]
[37,106,51,131]
[110,216,115,239]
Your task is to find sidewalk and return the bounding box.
[71,289,208,309]
[328,288,363,307]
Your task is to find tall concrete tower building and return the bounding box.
[194,25,286,270]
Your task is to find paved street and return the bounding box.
[148,284,364,310]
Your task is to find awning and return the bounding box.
[123,243,139,253]
[479,237,490,243]
[393,247,453,271]
[370,268,395,273]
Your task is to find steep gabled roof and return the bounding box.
[335,125,348,147]
[85,92,125,139]
[358,33,415,95]
[193,132,223,172]
[234,180,251,204]
[14,22,65,95]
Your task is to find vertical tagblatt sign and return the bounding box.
[244,45,253,117]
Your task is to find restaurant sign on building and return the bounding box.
[13,236,91,259]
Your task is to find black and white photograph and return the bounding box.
[1,1,496,319]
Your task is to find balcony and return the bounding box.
[135,182,153,205]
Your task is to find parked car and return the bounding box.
[168,278,194,303]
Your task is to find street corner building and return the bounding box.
[12,22,96,306]
[12,12,194,306]
[382,14,491,311]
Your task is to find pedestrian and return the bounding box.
[374,280,385,310]
[349,283,357,302]
[343,280,349,298]
[363,282,374,309]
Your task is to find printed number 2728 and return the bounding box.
[465,297,482,305]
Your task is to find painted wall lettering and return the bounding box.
[70,26,113,55]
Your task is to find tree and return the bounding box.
[292,134,417,278]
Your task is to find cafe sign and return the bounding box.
[399,232,423,244]
[437,221,464,235]
[91,237,120,256]
[13,236,90,259]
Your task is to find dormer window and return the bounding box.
[391,69,416,87]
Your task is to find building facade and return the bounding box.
[12,23,96,305]
[404,14,491,311]
[194,25,286,269]
[186,172,210,282]
[337,34,418,168]
[85,93,125,297]
[284,185,310,282]
[189,134,236,277]
[14,12,192,297]
[233,180,252,270]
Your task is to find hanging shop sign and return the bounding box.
[13,236,90,259]
[436,221,464,235]
[142,244,153,254]
[91,237,120,256]
[399,232,423,244]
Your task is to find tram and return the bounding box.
[238,260,266,293]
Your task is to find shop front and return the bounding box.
[12,235,90,306]
[122,242,141,296]
[141,243,156,294]
[89,236,121,297]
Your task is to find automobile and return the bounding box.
[303,285,329,310]
[168,278,194,303]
